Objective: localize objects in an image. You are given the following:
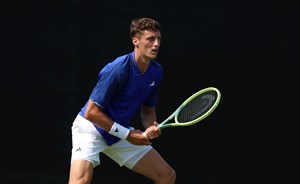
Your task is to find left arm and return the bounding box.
[141,105,161,139]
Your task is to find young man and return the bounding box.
[68,17,176,184]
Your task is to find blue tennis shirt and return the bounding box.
[79,52,163,145]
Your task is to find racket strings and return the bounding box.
[177,91,217,123]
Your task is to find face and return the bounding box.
[133,30,161,60]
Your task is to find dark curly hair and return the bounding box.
[130,17,161,38]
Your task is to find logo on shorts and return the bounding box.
[75,147,81,152]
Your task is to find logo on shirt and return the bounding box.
[150,81,155,86]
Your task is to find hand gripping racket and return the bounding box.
[144,87,221,136]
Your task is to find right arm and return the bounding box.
[84,99,152,145]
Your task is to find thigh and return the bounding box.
[69,159,93,184]
[131,148,173,181]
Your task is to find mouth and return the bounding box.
[151,49,158,54]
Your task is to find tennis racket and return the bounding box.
[144,87,221,135]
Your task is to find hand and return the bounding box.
[126,129,152,145]
[143,122,161,140]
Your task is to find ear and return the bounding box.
[132,37,138,47]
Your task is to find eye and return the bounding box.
[147,37,155,42]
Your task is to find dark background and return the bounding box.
[2,0,299,183]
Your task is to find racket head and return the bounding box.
[159,87,221,129]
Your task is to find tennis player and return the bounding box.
[68,17,176,184]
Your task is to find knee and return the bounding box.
[69,177,90,184]
[160,167,176,184]
[168,168,176,183]
[69,174,92,184]
[68,160,93,184]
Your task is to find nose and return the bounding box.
[154,38,160,47]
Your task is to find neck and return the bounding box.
[134,51,150,73]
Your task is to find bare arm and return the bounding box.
[141,105,157,128]
[84,99,114,132]
[84,99,152,145]
[141,105,161,139]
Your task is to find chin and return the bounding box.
[150,53,158,59]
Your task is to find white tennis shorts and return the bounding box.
[70,114,152,169]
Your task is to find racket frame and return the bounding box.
[158,87,221,129]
